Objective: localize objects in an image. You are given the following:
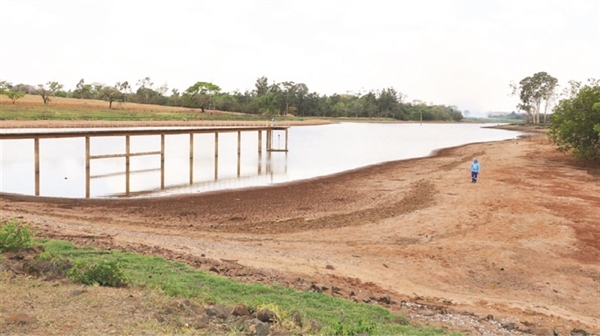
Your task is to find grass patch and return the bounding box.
[38,239,447,335]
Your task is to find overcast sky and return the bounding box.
[0,0,598,113]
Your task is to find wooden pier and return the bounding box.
[0,126,289,198]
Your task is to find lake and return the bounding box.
[0,123,521,198]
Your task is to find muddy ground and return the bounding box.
[0,124,598,335]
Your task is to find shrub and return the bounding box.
[549,80,600,160]
[0,218,34,252]
[330,317,378,336]
[67,260,128,287]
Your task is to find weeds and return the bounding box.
[331,317,378,336]
[0,218,34,252]
[67,260,128,287]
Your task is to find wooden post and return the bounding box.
[161,134,165,189]
[85,136,90,198]
[125,135,130,195]
[214,132,219,180]
[214,132,219,158]
[34,138,40,196]
[285,128,289,152]
[266,151,272,174]
[189,133,194,185]
[258,150,262,174]
[258,130,262,154]
[237,131,241,177]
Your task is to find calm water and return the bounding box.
[0,123,521,198]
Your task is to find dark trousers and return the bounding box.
[471,171,478,183]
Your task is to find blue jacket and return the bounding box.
[471,160,480,173]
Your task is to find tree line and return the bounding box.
[0,77,464,122]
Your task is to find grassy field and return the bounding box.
[1,234,452,335]
[0,94,200,112]
[0,94,284,123]
[0,95,277,122]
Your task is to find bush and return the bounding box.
[67,260,128,287]
[330,317,378,336]
[0,218,34,252]
[549,80,600,160]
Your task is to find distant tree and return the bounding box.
[157,83,168,96]
[136,77,153,91]
[294,83,309,116]
[0,82,26,104]
[376,87,403,119]
[54,90,68,98]
[167,88,181,106]
[136,86,160,104]
[548,79,600,160]
[133,78,160,104]
[510,72,558,124]
[254,76,270,97]
[361,92,378,118]
[37,81,63,105]
[99,83,124,109]
[115,81,130,102]
[279,81,297,115]
[183,81,221,112]
[73,79,94,99]
[12,84,37,94]
[0,80,11,94]
[5,91,26,104]
[256,93,279,115]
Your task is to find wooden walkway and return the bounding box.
[0,126,289,197]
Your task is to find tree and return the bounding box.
[254,76,270,97]
[183,82,221,112]
[256,93,279,115]
[37,81,63,105]
[73,79,93,99]
[0,81,26,104]
[5,91,26,104]
[117,81,131,102]
[134,78,159,104]
[0,80,11,94]
[279,81,297,115]
[376,87,403,119]
[548,79,600,160]
[294,83,309,116]
[510,72,558,124]
[136,77,153,91]
[99,83,124,109]
[157,83,168,96]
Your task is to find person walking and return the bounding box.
[470,159,480,183]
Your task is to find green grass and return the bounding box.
[39,239,450,335]
[0,104,301,122]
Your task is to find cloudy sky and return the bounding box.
[0,0,598,113]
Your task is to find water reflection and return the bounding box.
[0,123,520,198]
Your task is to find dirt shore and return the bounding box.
[1,124,598,334]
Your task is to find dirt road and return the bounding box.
[1,127,598,334]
